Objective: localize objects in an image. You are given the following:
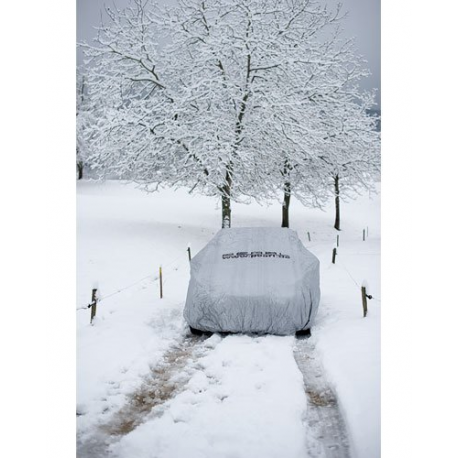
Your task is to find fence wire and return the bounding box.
[77,251,189,310]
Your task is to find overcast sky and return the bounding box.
[77,0,380,107]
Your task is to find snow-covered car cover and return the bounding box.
[184,227,320,335]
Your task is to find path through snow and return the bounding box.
[294,337,351,458]
[78,332,352,458]
[107,334,308,458]
[78,334,350,458]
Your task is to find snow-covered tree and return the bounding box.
[313,91,381,230]
[255,22,380,227]
[79,0,380,228]
[76,68,88,179]
[77,66,102,180]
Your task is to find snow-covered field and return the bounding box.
[77,181,380,458]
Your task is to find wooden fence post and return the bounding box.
[332,248,337,264]
[361,286,368,317]
[187,246,192,262]
[159,266,163,299]
[337,234,339,247]
[90,288,97,324]
[307,232,311,242]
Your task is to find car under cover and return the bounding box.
[184,227,320,335]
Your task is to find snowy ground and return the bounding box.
[77,181,380,458]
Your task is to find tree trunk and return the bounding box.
[77,161,83,180]
[334,175,340,231]
[281,181,291,228]
[221,169,232,229]
[222,194,231,229]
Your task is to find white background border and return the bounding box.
[1,1,457,456]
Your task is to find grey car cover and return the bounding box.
[184,227,320,335]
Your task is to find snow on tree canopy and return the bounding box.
[79,0,380,229]
[184,227,320,335]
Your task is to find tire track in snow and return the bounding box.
[294,338,351,458]
[77,333,213,458]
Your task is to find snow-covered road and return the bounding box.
[79,333,350,458]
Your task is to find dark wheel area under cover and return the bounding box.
[189,326,204,336]
[190,326,311,338]
[295,328,311,338]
